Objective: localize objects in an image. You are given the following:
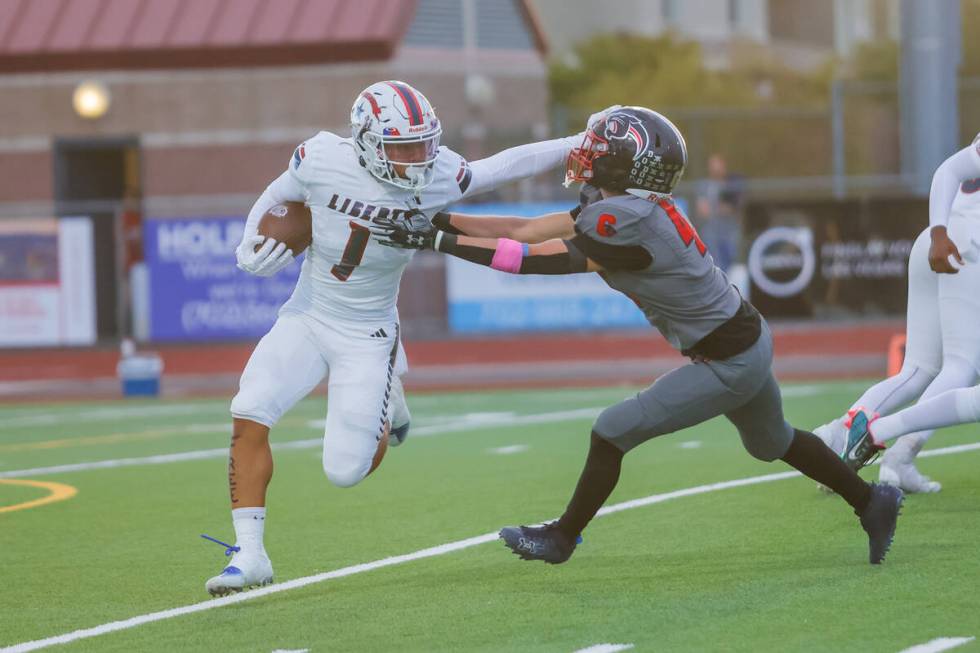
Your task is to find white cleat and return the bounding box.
[813,416,848,455]
[205,549,274,597]
[879,459,941,494]
[813,416,848,494]
[388,375,411,447]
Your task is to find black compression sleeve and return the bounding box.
[430,211,464,235]
[520,245,587,275]
[434,233,494,265]
[569,233,652,271]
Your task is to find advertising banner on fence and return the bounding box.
[446,202,652,333]
[743,198,926,318]
[144,216,301,341]
[0,217,96,347]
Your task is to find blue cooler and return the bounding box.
[117,354,164,397]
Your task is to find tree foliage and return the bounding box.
[550,33,829,120]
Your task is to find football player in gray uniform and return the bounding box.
[369,107,904,565]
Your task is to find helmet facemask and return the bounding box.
[564,126,609,188]
[356,126,442,192]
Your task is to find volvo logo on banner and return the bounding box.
[747,226,816,298]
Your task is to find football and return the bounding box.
[256,201,312,253]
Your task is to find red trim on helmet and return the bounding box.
[361,92,381,118]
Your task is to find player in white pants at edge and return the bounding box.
[204,80,596,595]
[815,133,980,493]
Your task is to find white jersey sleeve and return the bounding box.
[238,171,306,246]
[930,134,980,227]
[237,134,316,248]
[462,135,581,200]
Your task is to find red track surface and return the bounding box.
[1,321,902,383]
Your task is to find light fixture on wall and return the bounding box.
[72,80,111,119]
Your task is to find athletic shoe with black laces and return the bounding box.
[499,522,578,564]
[858,483,904,564]
[841,408,885,472]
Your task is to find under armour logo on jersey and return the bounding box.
[597,214,618,237]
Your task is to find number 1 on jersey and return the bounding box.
[331,221,371,281]
[658,199,707,256]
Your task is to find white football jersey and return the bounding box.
[280,131,475,324]
[949,133,980,220]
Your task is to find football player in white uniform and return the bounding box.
[205,80,589,595]
[816,133,980,492]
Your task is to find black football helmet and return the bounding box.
[566,107,687,196]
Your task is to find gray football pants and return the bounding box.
[595,321,794,461]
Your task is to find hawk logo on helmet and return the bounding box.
[604,113,649,161]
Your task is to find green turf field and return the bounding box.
[1,381,979,653]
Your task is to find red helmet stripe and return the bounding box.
[361,92,381,118]
[386,82,423,126]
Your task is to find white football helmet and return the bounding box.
[351,81,442,192]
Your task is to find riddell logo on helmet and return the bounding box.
[408,125,430,133]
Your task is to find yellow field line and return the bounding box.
[0,479,77,514]
[0,428,194,452]
[0,418,311,453]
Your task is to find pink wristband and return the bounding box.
[490,238,526,273]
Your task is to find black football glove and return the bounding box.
[369,209,439,250]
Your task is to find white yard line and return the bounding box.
[487,445,529,455]
[0,408,603,479]
[897,637,975,653]
[5,439,979,653]
[2,410,977,481]
[573,645,635,653]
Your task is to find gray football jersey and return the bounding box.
[573,194,741,350]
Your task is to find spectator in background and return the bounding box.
[694,153,744,273]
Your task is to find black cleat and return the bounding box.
[859,483,904,564]
[499,522,577,564]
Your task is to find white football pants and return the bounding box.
[848,219,980,460]
[231,310,408,487]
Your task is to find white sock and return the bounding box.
[232,507,266,552]
[874,386,980,444]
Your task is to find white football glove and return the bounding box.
[587,105,623,130]
[236,235,294,277]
